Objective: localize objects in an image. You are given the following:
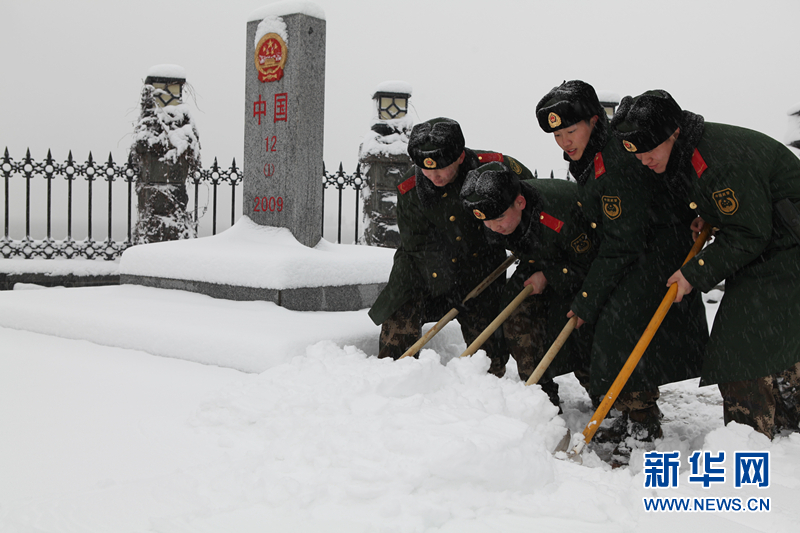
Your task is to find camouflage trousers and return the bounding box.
[718,361,800,439]
[378,296,508,377]
[503,296,594,406]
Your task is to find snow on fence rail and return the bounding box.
[1,148,365,260]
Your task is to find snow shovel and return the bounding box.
[458,284,534,358]
[399,254,517,360]
[525,316,578,386]
[561,225,711,461]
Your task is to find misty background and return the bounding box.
[2,0,799,243]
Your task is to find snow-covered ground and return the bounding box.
[1,281,798,532]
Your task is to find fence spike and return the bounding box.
[107,152,115,165]
[87,151,94,165]
[25,148,32,161]
[4,147,12,163]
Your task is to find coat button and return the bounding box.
[442,192,448,198]
[449,215,456,222]
[540,215,544,220]
[698,259,705,266]
[473,253,478,258]
[563,268,568,274]
[432,272,438,278]
[529,259,535,263]
[577,201,582,207]
[582,292,588,298]
[689,202,698,210]
[456,236,462,241]
[590,222,597,229]
[451,258,457,263]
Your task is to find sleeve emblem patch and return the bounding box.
[571,233,592,254]
[507,157,523,175]
[602,195,622,220]
[712,188,739,215]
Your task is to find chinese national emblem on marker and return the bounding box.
[255,33,288,82]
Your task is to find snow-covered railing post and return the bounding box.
[129,64,199,245]
[356,81,413,248]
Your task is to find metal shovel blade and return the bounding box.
[553,429,571,454]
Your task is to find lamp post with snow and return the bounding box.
[130,65,200,244]
[357,81,414,247]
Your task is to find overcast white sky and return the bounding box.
[2,0,799,179]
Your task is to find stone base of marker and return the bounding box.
[122,273,385,312]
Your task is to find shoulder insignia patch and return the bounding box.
[692,149,708,178]
[602,195,621,220]
[712,188,739,215]
[539,212,564,233]
[594,152,606,179]
[477,152,503,164]
[397,175,416,195]
[571,233,592,254]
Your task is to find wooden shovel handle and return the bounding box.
[459,284,534,358]
[575,225,711,449]
[399,255,517,360]
[526,316,578,386]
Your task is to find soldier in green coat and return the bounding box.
[368,118,535,376]
[535,81,709,448]
[461,162,598,407]
[610,90,800,438]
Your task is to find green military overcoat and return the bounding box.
[498,178,598,377]
[677,123,800,385]
[368,149,535,326]
[570,117,708,396]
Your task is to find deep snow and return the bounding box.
[1,280,799,532]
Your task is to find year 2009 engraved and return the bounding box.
[253,196,284,212]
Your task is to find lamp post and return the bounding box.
[597,91,621,118]
[357,81,414,247]
[144,72,186,108]
[130,64,199,243]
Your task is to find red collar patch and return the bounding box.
[692,149,708,178]
[539,211,564,233]
[477,152,503,163]
[594,152,606,179]
[397,175,416,195]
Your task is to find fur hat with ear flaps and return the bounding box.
[610,90,683,154]
[461,162,521,221]
[535,80,604,133]
[407,117,465,170]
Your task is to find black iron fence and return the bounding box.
[322,162,364,245]
[1,148,365,260]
